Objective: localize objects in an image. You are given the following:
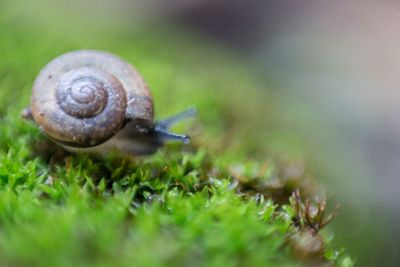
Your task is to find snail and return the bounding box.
[22,50,195,155]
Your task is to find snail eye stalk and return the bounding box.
[154,107,196,144]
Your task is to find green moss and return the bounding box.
[0,5,352,266]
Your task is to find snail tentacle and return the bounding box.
[155,107,197,129]
[154,125,191,144]
[153,107,196,144]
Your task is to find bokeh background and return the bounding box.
[1,0,399,266]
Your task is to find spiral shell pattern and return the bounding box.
[31,50,153,147]
[56,68,110,118]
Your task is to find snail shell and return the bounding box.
[31,50,153,147]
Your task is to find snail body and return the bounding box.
[25,50,193,155]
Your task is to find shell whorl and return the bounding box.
[56,68,111,118]
[31,50,153,147]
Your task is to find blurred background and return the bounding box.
[2,0,399,266]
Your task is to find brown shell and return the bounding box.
[31,50,154,147]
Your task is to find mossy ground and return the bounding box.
[0,6,353,267]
